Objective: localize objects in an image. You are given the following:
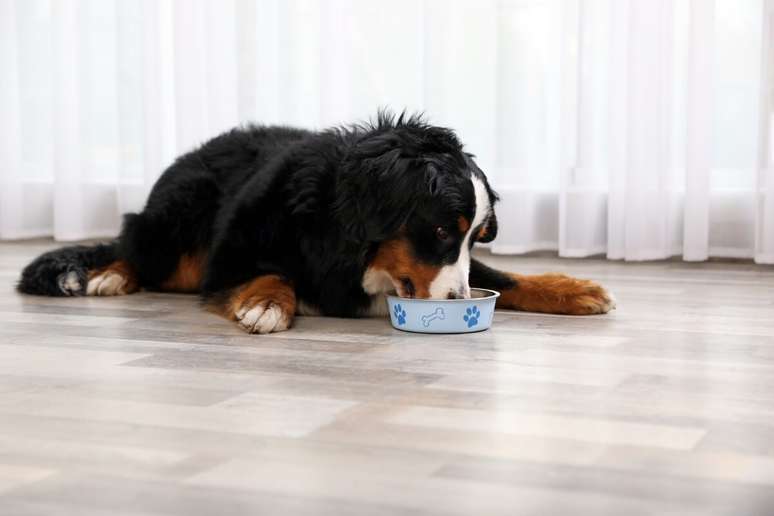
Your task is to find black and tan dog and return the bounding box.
[18,113,614,333]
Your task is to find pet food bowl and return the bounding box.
[386,288,500,333]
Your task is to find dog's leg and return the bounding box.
[86,260,139,296]
[208,275,296,334]
[470,259,615,315]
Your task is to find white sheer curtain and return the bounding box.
[488,0,774,263]
[1,0,773,263]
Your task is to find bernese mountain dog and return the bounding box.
[17,112,614,334]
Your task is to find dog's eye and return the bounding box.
[435,226,450,241]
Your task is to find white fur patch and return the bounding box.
[605,291,617,311]
[427,175,490,299]
[361,267,395,296]
[59,271,82,295]
[86,271,129,296]
[236,302,291,334]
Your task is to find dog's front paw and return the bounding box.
[235,299,293,334]
[222,275,296,334]
[500,273,616,315]
[86,261,138,296]
[560,276,616,315]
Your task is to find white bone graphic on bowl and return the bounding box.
[421,307,446,327]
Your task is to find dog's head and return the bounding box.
[336,112,498,299]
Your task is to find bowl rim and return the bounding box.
[386,288,500,303]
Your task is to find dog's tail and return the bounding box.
[17,242,118,296]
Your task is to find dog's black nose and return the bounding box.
[447,290,463,300]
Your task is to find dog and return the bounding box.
[18,112,614,333]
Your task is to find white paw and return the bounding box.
[87,271,129,296]
[606,290,617,311]
[236,302,291,334]
[58,271,83,296]
[581,285,616,315]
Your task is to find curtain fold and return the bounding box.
[488,0,773,264]
[1,0,772,264]
[757,1,774,263]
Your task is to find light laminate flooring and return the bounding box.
[1,240,774,515]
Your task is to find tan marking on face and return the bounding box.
[367,237,441,298]
[477,224,488,241]
[457,216,470,234]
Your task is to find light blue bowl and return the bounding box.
[386,288,500,333]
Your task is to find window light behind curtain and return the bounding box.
[1,0,772,263]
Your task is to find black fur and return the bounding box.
[18,111,502,317]
[469,258,518,292]
[17,243,117,296]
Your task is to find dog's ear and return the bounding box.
[334,139,433,245]
[477,211,498,243]
[466,156,499,244]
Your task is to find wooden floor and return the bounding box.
[1,240,774,515]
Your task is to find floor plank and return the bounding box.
[1,239,774,515]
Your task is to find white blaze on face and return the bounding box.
[428,174,490,299]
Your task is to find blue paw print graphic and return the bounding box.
[393,303,407,326]
[463,306,481,328]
